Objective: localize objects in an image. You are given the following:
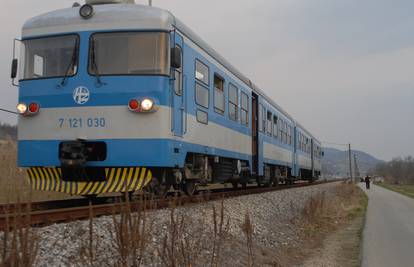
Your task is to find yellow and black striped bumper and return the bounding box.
[27,167,153,195]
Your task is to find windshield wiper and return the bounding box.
[90,38,104,87]
[60,41,79,87]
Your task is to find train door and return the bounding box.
[251,93,259,175]
[172,33,185,137]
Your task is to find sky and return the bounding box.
[0,0,413,160]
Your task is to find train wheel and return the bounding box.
[182,180,197,196]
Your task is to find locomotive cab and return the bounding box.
[13,3,186,195]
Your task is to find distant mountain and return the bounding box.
[322,147,382,177]
[0,123,17,140]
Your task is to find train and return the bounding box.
[11,0,323,197]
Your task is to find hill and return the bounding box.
[322,147,382,177]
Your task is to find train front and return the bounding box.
[13,3,180,195]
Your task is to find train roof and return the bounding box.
[22,3,319,141]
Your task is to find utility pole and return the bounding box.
[148,0,152,6]
[354,154,361,180]
[348,144,353,182]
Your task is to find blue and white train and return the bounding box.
[11,0,323,196]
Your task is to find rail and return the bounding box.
[0,179,343,230]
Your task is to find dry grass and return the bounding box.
[293,182,368,266]
[0,203,39,267]
[301,182,365,236]
[0,140,70,203]
[241,211,255,267]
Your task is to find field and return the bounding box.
[0,140,69,203]
[375,182,414,199]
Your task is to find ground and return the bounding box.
[0,181,365,267]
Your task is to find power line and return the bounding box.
[0,108,18,115]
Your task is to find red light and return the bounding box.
[28,103,39,114]
[128,99,139,111]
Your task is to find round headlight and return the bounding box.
[16,103,27,114]
[141,98,154,111]
[79,4,94,19]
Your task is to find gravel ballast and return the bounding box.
[34,182,341,266]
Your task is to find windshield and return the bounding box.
[89,32,169,76]
[20,35,79,80]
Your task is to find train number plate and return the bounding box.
[58,117,106,129]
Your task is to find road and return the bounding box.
[360,183,414,267]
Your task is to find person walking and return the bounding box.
[365,175,371,189]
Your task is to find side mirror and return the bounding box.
[11,59,18,79]
[171,47,182,69]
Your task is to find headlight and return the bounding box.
[16,103,27,114]
[79,4,94,19]
[141,98,154,112]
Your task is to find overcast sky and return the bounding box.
[1,0,413,160]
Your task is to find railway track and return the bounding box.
[0,179,341,230]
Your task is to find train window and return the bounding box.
[241,92,249,125]
[174,45,183,96]
[261,105,266,132]
[229,83,239,121]
[21,35,79,80]
[214,74,225,114]
[287,126,291,145]
[195,60,209,85]
[266,111,272,135]
[89,32,169,76]
[195,83,209,108]
[283,122,288,144]
[196,109,208,124]
[258,104,263,131]
[273,115,278,138]
[279,119,283,142]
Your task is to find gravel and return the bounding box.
[32,182,341,266]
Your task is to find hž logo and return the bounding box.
[73,86,90,105]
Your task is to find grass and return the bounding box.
[0,140,70,203]
[375,182,414,199]
[296,182,368,267]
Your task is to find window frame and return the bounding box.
[228,83,239,122]
[259,104,264,132]
[87,31,171,77]
[266,111,272,136]
[195,59,210,86]
[20,33,81,81]
[273,115,278,138]
[196,109,208,124]
[174,44,183,96]
[240,91,249,126]
[195,82,209,109]
[213,73,225,115]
